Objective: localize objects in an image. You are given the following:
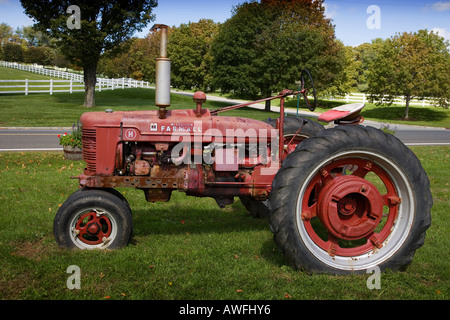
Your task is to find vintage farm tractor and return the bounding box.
[54,25,432,274]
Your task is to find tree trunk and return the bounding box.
[265,99,271,112]
[83,64,97,107]
[404,94,411,119]
[263,89,271,111]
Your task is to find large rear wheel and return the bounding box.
[269,126,432,274]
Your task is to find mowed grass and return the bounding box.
[0,87,281,127]
[0,66,65,81]
[1,64,448,128]
[0,146,448,300]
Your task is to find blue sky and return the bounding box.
[1,0,449,47]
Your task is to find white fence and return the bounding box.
[0,61,151,95]
[323,92,436,107]
[0,61,440,106]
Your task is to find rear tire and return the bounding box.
[54,189,133,250]
[269,126,432,274]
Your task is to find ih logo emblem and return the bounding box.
[150,123,158,131]
[124,129,138,140]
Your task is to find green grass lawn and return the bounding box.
[0,146,448,300]
[0,66,64,80]
[0,88,280,127]
[1,87,448,128]
[0,66,84,94]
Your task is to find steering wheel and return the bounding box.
[300,69,317,111]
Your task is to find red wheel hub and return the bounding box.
[75,211,112,245]
[301,158,401,257]
[317,176,383,241]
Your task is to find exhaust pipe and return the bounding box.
[151,24,171,119]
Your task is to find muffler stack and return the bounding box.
[151,24,171,118]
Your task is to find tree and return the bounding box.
[20,26,51,47]
[325,43,358,95]
[211,0,346,104]
[24,46,53,65]
[98,35,159,82]
[168,19,219,92]
[2,42,26,62]
[367,30,450,118]
[20,0,157,107]
[0,23,14,46]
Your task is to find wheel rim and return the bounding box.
[296,150,414,271]
[69,208,118,249]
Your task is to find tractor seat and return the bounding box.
[318,103,365,123]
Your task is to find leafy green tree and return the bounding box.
[2,42,25,62]
[98,39,136,79]
[168,19,219,91]
[98,35,158,82]
[367,30,450,118]
[20,26,51,47]
[0,23,14,46]
[24,45,53,65]
[20,0,157,107]
[325,43,359,95]
[211,0,346,103]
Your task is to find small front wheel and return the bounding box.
[54,189,133,250]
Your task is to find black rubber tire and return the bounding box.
[65,187,131,212]
[54,189,133,250]
[241,117,324,218]
[266,116,324,141]
[239,197,270,218]
[269,125,432,274]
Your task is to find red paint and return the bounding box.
[301,158,400,257]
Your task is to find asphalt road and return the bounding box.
[0,128,68,151]
[0,122,449,152]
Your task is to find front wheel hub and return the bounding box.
[317,175,383,240]
[75,211,112,245]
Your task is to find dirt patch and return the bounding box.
[11,238,54,262]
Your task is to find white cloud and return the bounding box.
[431,27,450,42]
[431,1,450,11]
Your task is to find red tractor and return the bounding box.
[54,25,432,274]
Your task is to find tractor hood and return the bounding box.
[80,108,277,144]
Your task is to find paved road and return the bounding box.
[0,128,69,151]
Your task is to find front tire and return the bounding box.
[54,189,133,250]
[269,126,432,274]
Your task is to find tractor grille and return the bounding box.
[82,129,97,173]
